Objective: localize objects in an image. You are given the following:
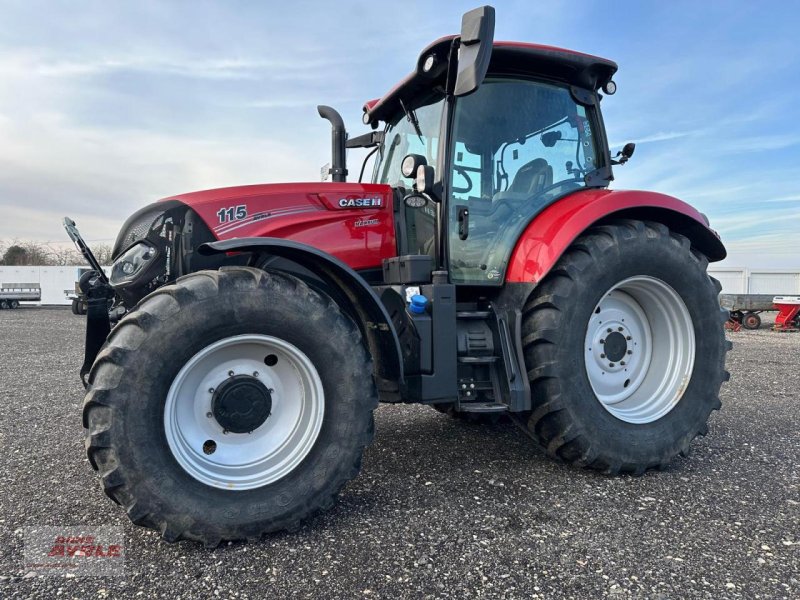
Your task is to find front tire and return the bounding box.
[522,220,729,474]
[83,267,378,545]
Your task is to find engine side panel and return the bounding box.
[172,182,397,271]
[505,188,726,284]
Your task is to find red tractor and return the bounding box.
[65,6,729,546]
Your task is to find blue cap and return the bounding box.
[408,294,428,314]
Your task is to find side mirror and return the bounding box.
[612,142,636,165]
[453,5,495,96]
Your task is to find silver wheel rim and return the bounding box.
[164,334,324,490]
[584,276,695,424]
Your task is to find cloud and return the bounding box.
[609,129,702,148]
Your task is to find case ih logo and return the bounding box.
[338,197,383,208]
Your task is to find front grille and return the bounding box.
[112,205,167,258]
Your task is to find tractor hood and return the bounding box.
[171,182,395,269]
[112,182,397,285]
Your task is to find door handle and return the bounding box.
[457,205,469,240]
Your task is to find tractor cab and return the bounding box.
[360,14,618,286]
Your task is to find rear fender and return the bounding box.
[505,189,726,284]
[199,238,403,383]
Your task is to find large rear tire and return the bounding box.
[522,220,729,474]
[83,267,378,545]
[71,298,79,314]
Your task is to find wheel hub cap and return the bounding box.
[212,375,272,433]
[602,331,628,362]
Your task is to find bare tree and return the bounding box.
[47,245,84,266]
[1,239,117,266]
[91,243,115,266]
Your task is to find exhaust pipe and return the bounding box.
[317,105,348,182]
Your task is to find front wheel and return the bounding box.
[521,220,729,474]
[83,267,378,545]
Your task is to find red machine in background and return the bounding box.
[773,296,800,331]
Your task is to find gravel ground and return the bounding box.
[0,307,798,599]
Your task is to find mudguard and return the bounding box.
[505,188,726,284]
[199,237,403,383]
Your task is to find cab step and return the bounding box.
[458,402,508,413]
[456,310,492,319]
[458,356,498,364]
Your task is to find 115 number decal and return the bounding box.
[217,205,247,224]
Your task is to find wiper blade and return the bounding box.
[400,99,424,142]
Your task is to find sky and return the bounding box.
[0,0,797,268]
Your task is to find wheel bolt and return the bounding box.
[626,336,632,341]
[627,350,633,355]
[253,371,259,377]
[206,412,212,418]
[600,354,606,359]
[600,339,605,344]
[222,429,228,435]
[618,327,623,332]
[228,370,235,377]
[609,363,615,367]
[607,328,612,333]
[620,361,626,366]
[208,387,214,394]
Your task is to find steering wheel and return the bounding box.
[451,165,474,195]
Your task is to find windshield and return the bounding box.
[448,78,604,284]
[373,97,445,187]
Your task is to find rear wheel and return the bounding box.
[0,300,7,309]
[83,267,378,545]
[522,220,729,474]
[71,299,79,314]
[742,312,761,330]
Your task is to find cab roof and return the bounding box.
[363,36,618,125]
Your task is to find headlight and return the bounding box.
[110,241,156,286]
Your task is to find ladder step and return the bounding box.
[458,356,498,364]
[459,402,508,414]
[456,310,492,319]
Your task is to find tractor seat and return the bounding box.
[493,158,553,203]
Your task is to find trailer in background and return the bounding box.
[0,283,41,309]
[720,294,776,330]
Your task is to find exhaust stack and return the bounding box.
[317,105,348,183]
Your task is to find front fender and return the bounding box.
[199,237,403,384]
[505,189,726,284]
